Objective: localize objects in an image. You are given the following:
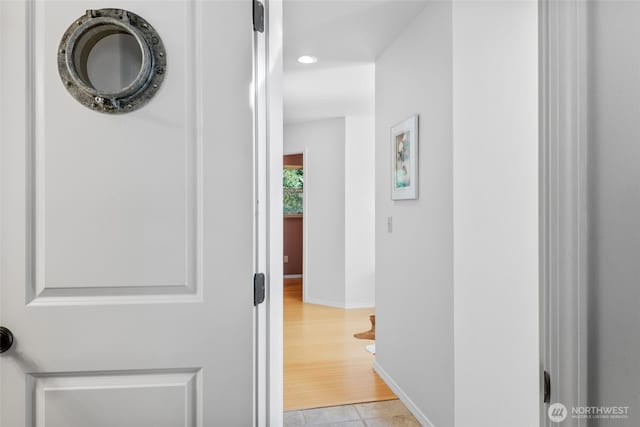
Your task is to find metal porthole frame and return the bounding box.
[57,8,166,114]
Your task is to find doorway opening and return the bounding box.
[279,1,392,416]
[275,1,433,425]
[283,153,304,287]
[282,148,395,411]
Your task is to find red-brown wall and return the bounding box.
[283,216,303,275]
[284,153,303,168]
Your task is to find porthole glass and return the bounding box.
[58,9,166,114]
[83,32,143,93]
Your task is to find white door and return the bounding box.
[0,1,260,425]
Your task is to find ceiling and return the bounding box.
[283,0,428,123]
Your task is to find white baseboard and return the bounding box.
[373,360,436,427]
[303,296,345,309]
[304,296,374,310]
[344,301,375,309]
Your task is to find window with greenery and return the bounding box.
[283,168,303,215]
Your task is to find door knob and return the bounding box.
[0,327,14,353]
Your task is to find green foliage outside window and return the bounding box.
[283,168,303,214]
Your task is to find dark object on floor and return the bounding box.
[353,315,375,340]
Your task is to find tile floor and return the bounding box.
[284,399,421,427]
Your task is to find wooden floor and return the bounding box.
[284,279,396,411]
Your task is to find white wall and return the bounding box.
[587,2,640,424]
[374,1,539,426]
[284,118,346,307]
[345,115,376,308]
[374,3,454,426]
[452,2,539,427]
[284,116,376,308]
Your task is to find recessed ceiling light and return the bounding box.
[297,55,318,64]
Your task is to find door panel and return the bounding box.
[33,370,199,427]
[1,1,255,425]
[36,1,199,299]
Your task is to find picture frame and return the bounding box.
[391,115,419,200]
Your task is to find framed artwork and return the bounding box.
[391,115,419,200]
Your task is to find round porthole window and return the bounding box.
[58,9,166,114]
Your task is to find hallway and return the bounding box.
[284,279,395,411]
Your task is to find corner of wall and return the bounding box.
[373,361,437,427]
[344,114,376,309]
[284,118,346,307]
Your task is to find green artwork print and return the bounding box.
[395,130,411,188]
[283,168,303,214]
